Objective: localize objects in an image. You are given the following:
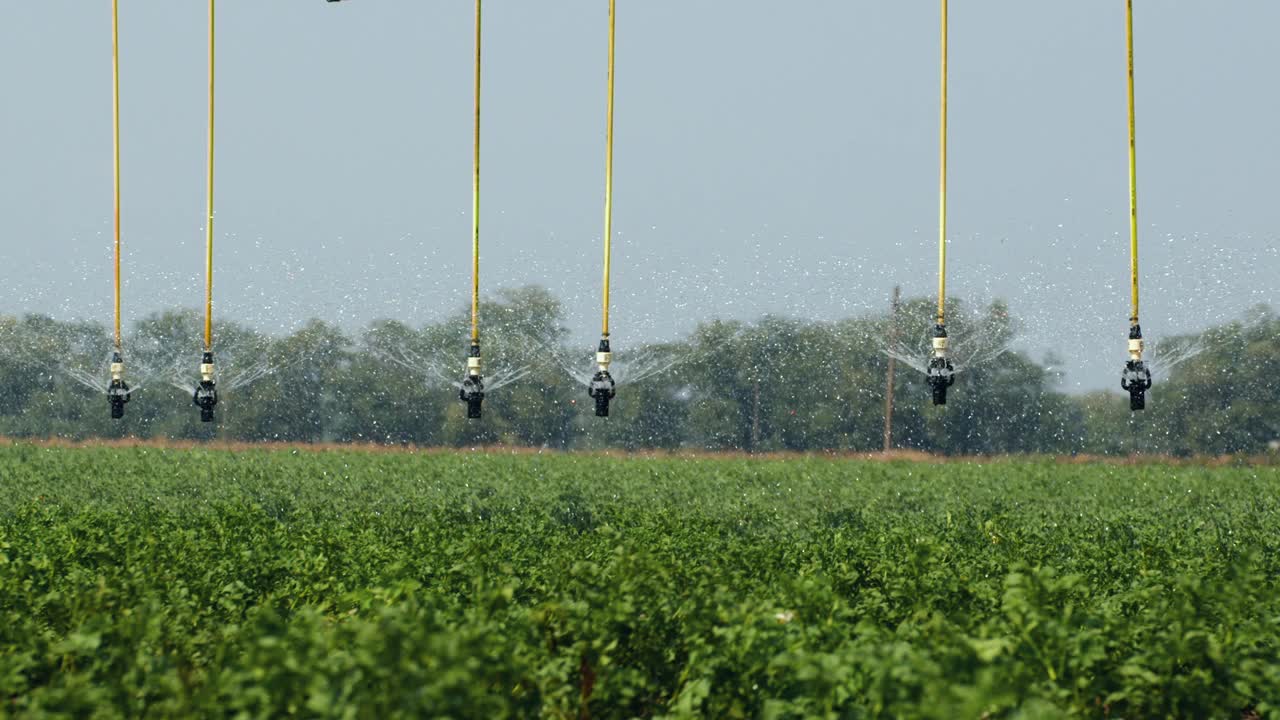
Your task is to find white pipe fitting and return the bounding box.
[466,355,482,375]
[932,336,948,358]
[1128,337,1144,361]
[200,363,215,383]
[110,362,125,382]
[596,351,612,371]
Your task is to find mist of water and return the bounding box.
[552,344,687,389]
[1145,336,1207,382]
[881,320,1012,376]
[62,352,161,395]
[166,357,283,395]
[376,344,531,393]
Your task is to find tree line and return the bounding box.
[1,286,1276,456]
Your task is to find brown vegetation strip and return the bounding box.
[2,436,1275,467]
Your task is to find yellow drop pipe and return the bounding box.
[601,0,616,338]
[112,0,122,351]
[936,0,948,327]
[1125,0,1140,326]
[471,0,481,345]
[204,0,216,351]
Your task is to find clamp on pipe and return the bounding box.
[588,337,617,417]
[1120,324,1152,411]
[107,351,131,420]
[193,351,218,422]
[927,324,956,406]
[459,343,485,419]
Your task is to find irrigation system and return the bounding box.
[588,0,620,418]
[98,1,1158,422]
[458,0,486,419]
[107,0,130,419]
[192,0,220,423]
[926,0,955,406]
[1119,0,1153,411]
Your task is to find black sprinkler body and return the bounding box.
[927,324,955,406]
[588,338,617,417]
[458,343,484,419]
[1121,325,1152,411]
[193,351,218,423]
[107,352,131,420]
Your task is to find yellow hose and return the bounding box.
[601,0,616,338]
[204,0,216,351]
[112,0,122,351]
[1126,0,1139,326]
[936,0,947,327]
[471,0,482,345]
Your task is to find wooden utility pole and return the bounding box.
[751,378,761,452]
[883,286,901,452]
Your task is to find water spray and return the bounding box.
[927,324,955,406]
[193,351,218,422]
[588,338,617,417]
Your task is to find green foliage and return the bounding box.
[1077,306,1280,456]
[1154,306,1280,455]
[1,445,1278,716]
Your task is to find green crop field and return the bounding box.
[1,444,1278,718]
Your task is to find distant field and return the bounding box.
[2,443,1278,718]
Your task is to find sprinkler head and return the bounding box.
[107,352,131,420]
[1120,325,1152,411]
[192,351,218,423]
[458,343,484,419]
[587,338,616,417]
[927,324,955,406]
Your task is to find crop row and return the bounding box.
[2,445,1278,718]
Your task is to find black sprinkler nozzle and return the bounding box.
[460,375,484,419]
[108,380,131,419]
[459,343,484,419]
[1122,361,1151,410]
[588,338,616,417]
[193,351,218,423]
[1121,325,1152,411]
[927,324,955,406]
[107,353,130,420]
[590,370,616,417]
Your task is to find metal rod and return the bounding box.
[112,0,122,350]
[1126,0,1140,326]
[936,0,948,327]
[204,0,216,351]
[471,0,482,344]
[601,0,616,338]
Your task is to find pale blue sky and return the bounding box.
[2,1,1277,390]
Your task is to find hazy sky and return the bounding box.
[3,1,1277,391]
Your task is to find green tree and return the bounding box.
[1144,306,1279,454]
